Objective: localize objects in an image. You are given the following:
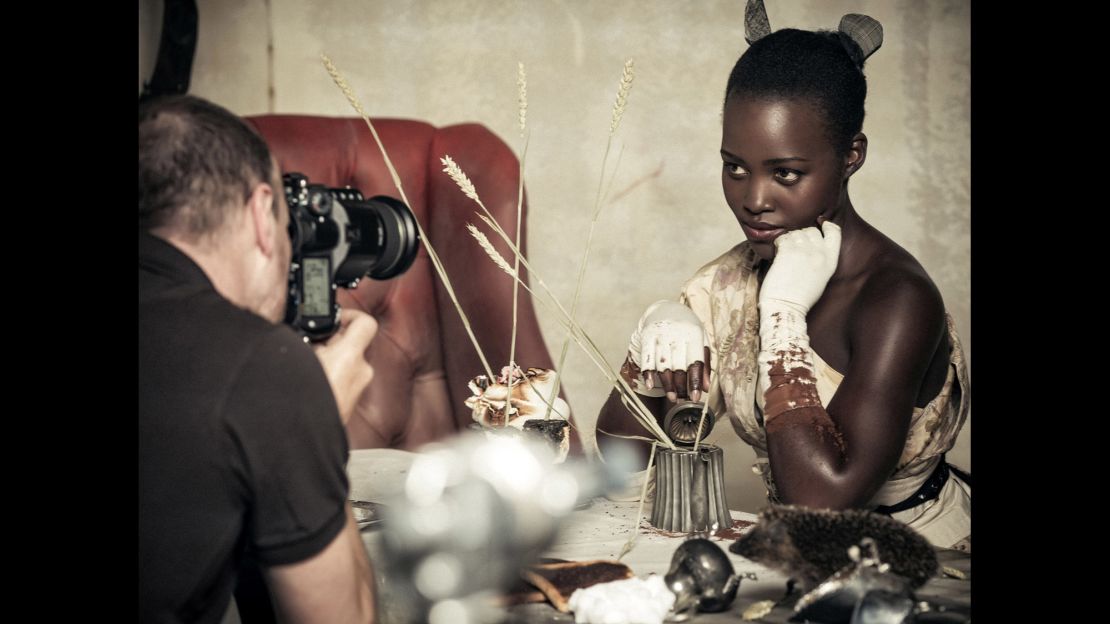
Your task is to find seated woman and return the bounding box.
[595,5,970,552]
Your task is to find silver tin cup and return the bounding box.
[649,444,731,533]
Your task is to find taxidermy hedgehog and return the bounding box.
[728,505,938,590]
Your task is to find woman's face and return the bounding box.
[720,96,847,261]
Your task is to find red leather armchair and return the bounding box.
[245,115,565,450]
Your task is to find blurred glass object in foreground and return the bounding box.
[376,430,638,624]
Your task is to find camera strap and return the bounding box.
[140,0,199,102]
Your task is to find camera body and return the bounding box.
[283,172,420,341]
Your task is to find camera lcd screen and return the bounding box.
[302,257,331,317]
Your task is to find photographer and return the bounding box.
[139,95,378,622]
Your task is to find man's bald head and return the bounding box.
[138,95,277,239]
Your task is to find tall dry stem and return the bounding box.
[322,54,493,380]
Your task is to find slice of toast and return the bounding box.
[503,559,634,612]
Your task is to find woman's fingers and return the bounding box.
[673,369,688,401]
[687,361,703,403]
[659,369,676,403]
[703,346,712,392]
[640,344,713,403]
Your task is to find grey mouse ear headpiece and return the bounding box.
[744,0,772,45]
[743,0,885,67]
[838,13,883,66]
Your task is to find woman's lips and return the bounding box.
[740,222,786,243]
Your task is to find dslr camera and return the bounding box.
[283,172,420,341]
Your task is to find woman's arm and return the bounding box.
[765,269,946,508]
[596,383,668,464]
[596,298,712,463]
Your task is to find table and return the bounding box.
[347,449,970,623]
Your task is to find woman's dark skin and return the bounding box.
[597,94,951,510]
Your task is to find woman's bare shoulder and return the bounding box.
[841,231,952,406]
[851,234,946,342]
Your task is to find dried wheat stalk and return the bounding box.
[546,58,635,418]
[461,206,671,447]
[321,53,494,380]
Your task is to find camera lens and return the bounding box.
[331,195,419,284]
[364,196,420,280]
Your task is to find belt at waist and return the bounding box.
[874,454,957,516]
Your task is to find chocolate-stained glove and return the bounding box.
[757,222,841,422]
[627,300,711,403]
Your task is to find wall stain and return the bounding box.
[899,0,970,365]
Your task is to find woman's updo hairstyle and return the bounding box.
[725,2,883,157]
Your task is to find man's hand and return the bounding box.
[759,221,842,314]
[313,309,378,425]
[626,300,710,403]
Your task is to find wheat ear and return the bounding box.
[545,58,635,418]
[322,54,493,380]
[509,62,529,418]
[461,208,671,447]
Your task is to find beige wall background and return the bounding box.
[139,0,970,513]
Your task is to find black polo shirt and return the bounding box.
[139,232,349,623]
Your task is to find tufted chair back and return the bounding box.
[245,115,564,450]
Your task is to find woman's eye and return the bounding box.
[725,163,748,177]
[775,169,801,184]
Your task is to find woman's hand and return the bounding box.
[759,221,842,314]
[625,300,711,403]
[757,221,841,422]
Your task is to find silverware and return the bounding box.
[350,500,386,531]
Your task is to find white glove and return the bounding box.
[756,222,840,422]
[628,300,708,398]
[758,221,842,315]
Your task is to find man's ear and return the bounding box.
[247,182,277,256]
[844,132,868,180]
